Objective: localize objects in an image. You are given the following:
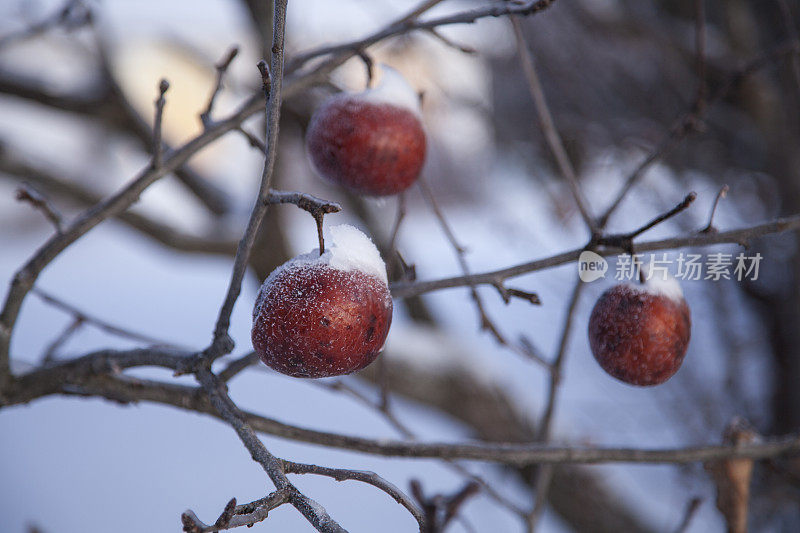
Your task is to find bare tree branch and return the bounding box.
[320,375,529,521]
[0,154,342,257]
[151,79,170,169]
[528,281,585,530]
[282,460,426,530]
[673,496,703,533]
[0,154,236,254]
[286,0,557,74]
[511,15,595,232]
[0,87,259,387]
[0,0,91,49]
[200,46,240,128]
[32,287,179,348]
[181,491,290,532]
[195,367,345,532]
[0,46,233,216]
[701,185,729,234]
[41,316,82,362]
[418,177,543,366]
[204,2,290,363]
[3,3,800,530]
[15,184,63,233]
[390,213,800,299]
[597,39,800,228]
[4,358,800,468]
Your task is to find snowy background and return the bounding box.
[1,0,798,531]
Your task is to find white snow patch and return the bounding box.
[325,224,388,283]
[628,262,685,302]
[263,224,388,290]
[361,64,422,116]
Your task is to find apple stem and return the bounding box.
[357,51,374,87]
[632,254,646,284]
[315,215,325,255]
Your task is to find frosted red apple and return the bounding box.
[252,225,393,378]
[306,66,426,196]
[588,270,691,386]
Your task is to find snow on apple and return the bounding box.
[252,225,393,378]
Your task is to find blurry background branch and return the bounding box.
[2,347,800,467]
[3,0,800,531]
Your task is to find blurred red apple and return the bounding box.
[588,269,691,386]
[306,66,426,196]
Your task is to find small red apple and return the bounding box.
[588,268,691,386]
[252,225,392,378]
[305,66,426,196]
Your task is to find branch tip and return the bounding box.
[15,184,63,233]
[257,60,270,96]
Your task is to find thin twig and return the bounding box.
[673,497,703,533]
[410,479,480,532]
[286,0,557,74]
[200,46,240,128]
[597,40,800,228]
[267,191,341,255]
[152,79,170,169]
[236,126,266,151]
[41,316,82,362]
[7,356,800,466]
[283,460,426,530]
[526,282,585,530]
[591,192,697,252]
[418,177,543,366]
[356,51,375,86]
[32,288,179,348]
[388,193,408,254]
[425,27,477,54]
[536,282,584,442]
[700,185,729,234]
[195,367,345,532]
[628,192,698,238]
[775,0,800,101]
[511,15,595,232]
[316,377,528,519]
[205,4,289,363]
[218,352,259,382]
[693,0,707,116]
[15,184,63,233]
[181,491,290,532]
[318,379,414,438]
[390,206,800,301]
[0,0,91,49]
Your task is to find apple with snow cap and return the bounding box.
[588,264,691,386]
[305,65,426,196]
[252,225,392,378]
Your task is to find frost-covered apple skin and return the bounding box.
[588,284,691,386]
[252,261,392,378]
[306,94,426,196]
[252,224,392,377]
